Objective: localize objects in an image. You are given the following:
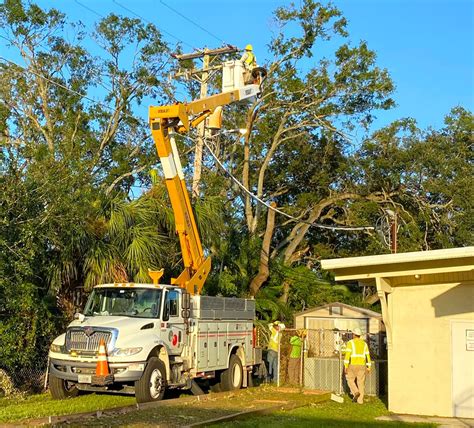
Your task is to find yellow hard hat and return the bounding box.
[245,44,253,51]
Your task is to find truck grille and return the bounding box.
[65,328,113,353]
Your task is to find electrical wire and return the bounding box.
[74,0,104,18]
[159,0,227,46]
[1,50,374,234]
[111,0,195,50]
[201,139,374,232]
[0,55,113,110]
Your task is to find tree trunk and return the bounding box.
[249,202,276,297]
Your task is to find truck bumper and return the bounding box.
[49,358,146,383]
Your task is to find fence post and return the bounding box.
[277,337,280,387]
[43,357,50,391]
[338,347,343,395]
[299,333,305,388]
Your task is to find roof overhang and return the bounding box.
[321,247,474,282]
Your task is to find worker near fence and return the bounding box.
[266,321,285,383]
[344,327,372,404]
[288,329,306,385]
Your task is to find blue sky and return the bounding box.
[2,0,473,136]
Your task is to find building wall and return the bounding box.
[294,306,383,333]
[388,280,474,417]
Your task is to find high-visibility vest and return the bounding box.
[268,326,280,352]
[344,338,372,368]
[244,52,256,68]
[289,336,302,358]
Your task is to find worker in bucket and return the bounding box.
[266,320,285,383]
[240,44,257,84]
[344,327,372,404]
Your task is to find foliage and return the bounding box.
[0,0,173,373]
[0,0,472,375]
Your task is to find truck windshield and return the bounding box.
[84,288,162,319]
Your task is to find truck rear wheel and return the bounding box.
[49,373,79,399]
[135,357,166,403]
[220,354,243,391]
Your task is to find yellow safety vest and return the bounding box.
[344,338,372,368]
[244,52,256,68]
[268,326,280,352]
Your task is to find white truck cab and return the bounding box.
[49,283,262,402]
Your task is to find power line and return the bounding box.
[1,46,373,234]
[74,0,104,18]
[159,0,227,46]
[111,0,195,50]
[0,55,113,110]
[202,139,374,232]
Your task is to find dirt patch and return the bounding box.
[40,386,330,427]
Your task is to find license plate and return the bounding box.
[78,374,92,383]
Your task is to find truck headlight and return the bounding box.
[110,347,143,357]
[50,343,63,353]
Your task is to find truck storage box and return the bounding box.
[192,296,255,320]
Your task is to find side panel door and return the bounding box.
[197,322,208,370]
[207,321,217,368]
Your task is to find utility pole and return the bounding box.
[384,209,398,254]
[173,45,239,199]
[390,212,398,254]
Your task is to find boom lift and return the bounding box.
[48,60,267,404]
[148,61,266,296]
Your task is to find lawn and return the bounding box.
[0,392,135,423]
[0,388,438,427]
[212,396,438,428]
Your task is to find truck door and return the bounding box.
[162,289,186,355]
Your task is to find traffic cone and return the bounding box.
[95,338,109,377]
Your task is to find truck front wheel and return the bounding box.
[220,354,243,391]
[135,357,167,403]
[49,373,79,399]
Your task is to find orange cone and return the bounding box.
[95,338,109,376]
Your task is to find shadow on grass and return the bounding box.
[210,414,437,428]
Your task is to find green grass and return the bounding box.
[211,396,438,428]
[0,392,135,423]
[0,390,439,427]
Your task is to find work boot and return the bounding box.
[352,392,360,403]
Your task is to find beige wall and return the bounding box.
[388,280,474,417]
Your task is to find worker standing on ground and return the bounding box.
[240,44,257,84]
[344,327,372,404]
[288,329,306,385]
[266,321,285,383]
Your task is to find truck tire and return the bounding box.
[49,373,79,399]
[135,357,167,403]
[220,354,243,391]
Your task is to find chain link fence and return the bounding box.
[0,361,49,397]
[2,326,387,397]
[270,328,387,395]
